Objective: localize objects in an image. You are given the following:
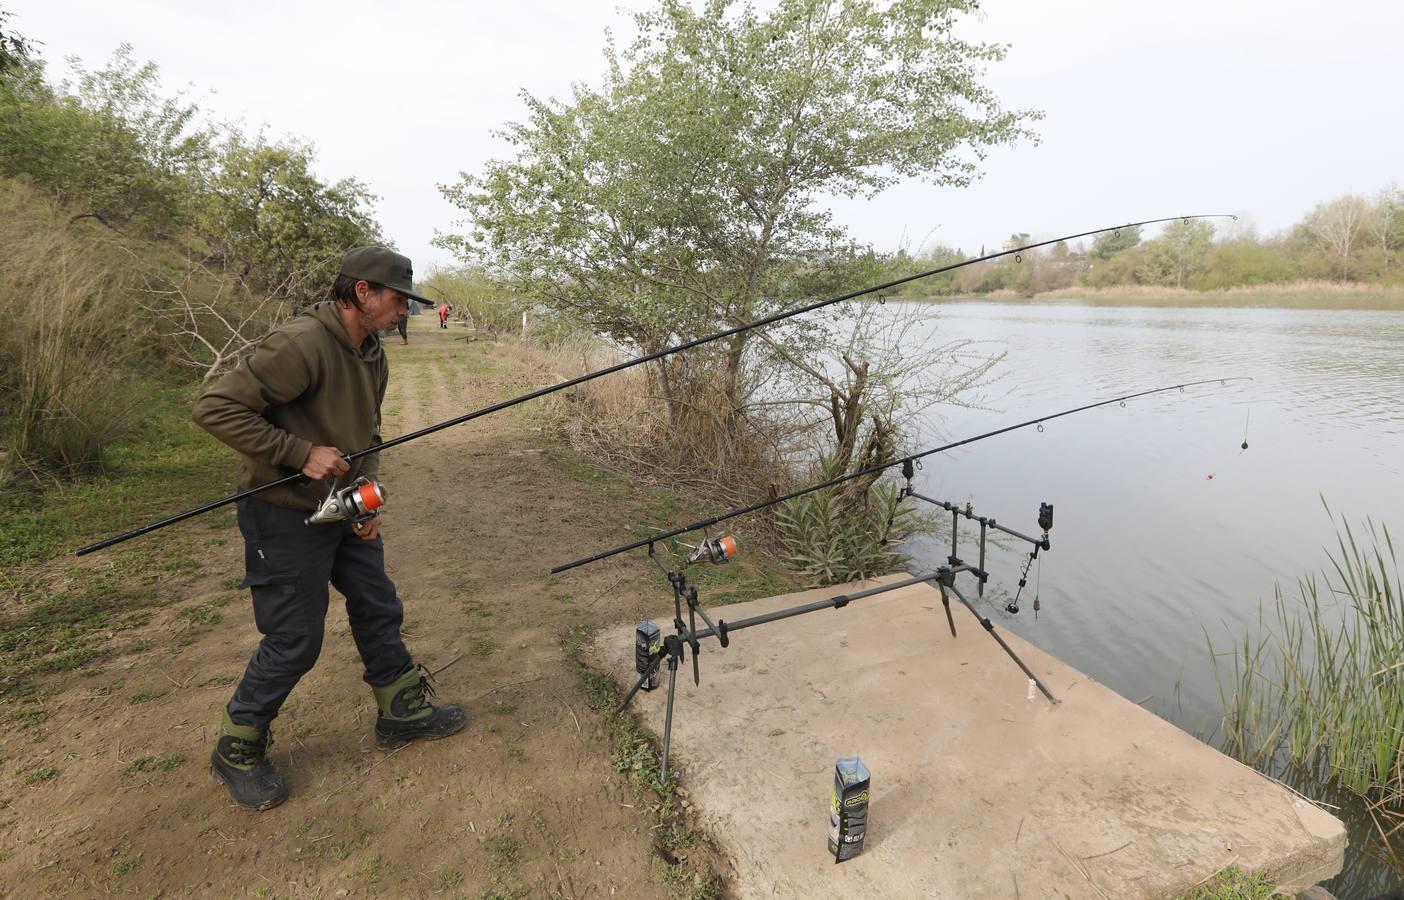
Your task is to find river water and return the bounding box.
[893,301,1404,897]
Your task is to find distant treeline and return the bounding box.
[882,191,1404,297]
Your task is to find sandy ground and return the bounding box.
[0,322,726,897]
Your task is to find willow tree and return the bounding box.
[441,0,1035,441]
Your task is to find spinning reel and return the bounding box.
[305,476,386,527]
[679,533,738,567]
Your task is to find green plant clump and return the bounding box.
[1211,510,1403,850]
[776,473,917,586]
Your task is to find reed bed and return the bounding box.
[1209,509,1404,856]
[1031,281,1404,310]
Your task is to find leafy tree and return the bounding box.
[0,45,213,235]
[1194,240,1296,290]
[1368,185,1403,276]
[1082,244,1146,288]
[0,44,378,295]
[0,5,35,78]
[196,130,380,304]
[1306,194,1371,281]
[889,243,966,298]
[441,0,1038,421]
[1090,224,1141,260]
[1141,219,1214,288]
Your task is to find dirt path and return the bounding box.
[0,321,731,897]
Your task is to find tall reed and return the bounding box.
[1209,508,1403,848]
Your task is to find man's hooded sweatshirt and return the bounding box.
[193,301,387,511]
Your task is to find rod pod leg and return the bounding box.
[937,582,958,638]
[660,636,683,786]
[616,649,665,714]
[948,584,1059,704]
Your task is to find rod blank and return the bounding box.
[550,376,1251,574]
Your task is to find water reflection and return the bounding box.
[896,301,1404,897]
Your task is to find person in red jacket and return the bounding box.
[436,303,452,329]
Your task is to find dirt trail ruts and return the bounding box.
[0,320,716,897]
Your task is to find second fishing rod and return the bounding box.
[77,214,1235,556]
[549,376,1252,574]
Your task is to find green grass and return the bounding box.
[0,566,169,701]
[649,547,796,606]
[1172,866,1280,899]
[22,765,58,785]
[1,377,235,567]
[0,374,239,712]
[544,443,800,605]
[109,851,143,878]
[123,753,184,775]
[177,603,222,626]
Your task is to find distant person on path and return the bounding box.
[192,246,466,811]
[437,303,451,329]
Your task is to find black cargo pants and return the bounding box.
[227,497,413,728]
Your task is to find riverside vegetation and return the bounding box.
[0,3,1359,896]
[872,193,1404,308]
[1210,507,1404,875]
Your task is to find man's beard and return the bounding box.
[361,310,397,335]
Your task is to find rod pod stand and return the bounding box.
[615,562,1060,785]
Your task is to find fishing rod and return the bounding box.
[76,214,1234,557]
[550,376,1251,573]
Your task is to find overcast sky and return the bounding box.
[10,0,1402,269]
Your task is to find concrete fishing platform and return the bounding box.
[589,574,1345,898]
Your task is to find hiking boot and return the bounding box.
[210,709,289,811]
[372,663,468,750]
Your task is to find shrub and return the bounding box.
[775,456,917,586]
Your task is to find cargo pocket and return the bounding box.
[243,571,306,636]
[240,541,294,589]
[241,531,308,636]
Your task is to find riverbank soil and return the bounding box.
[588,575,1347,898]
[0,321,762,896]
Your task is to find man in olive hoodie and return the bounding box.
[194,247,466,810]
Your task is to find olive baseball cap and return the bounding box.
[339,246,434,305]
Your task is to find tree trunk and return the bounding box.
[656,356,680,429]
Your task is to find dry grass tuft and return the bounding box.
[508,335,799,539]
[0,182,147,482]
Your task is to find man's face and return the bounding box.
[356,282,410,335]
